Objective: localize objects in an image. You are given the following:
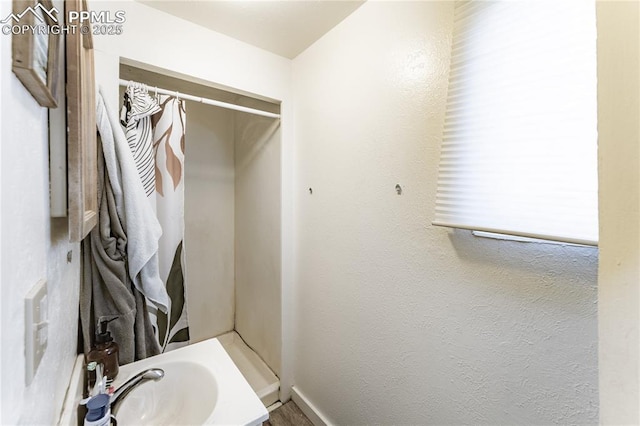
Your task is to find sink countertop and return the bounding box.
[58,338,269,426]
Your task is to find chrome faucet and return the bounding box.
[110,368,165,415]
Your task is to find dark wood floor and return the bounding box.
[264,401,314,426]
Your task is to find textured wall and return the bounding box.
[184,103,236,342]
[597,2,640,423]
[0,0,81,422]
[292,2,598,424]
[235,111,282,376]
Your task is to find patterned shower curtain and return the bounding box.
[122,85,190,352]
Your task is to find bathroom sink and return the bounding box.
[115,360,218,425]
[111,339,267,425]
[58,339,268,426]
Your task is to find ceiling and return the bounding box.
[137,1,365,59]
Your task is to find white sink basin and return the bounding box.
[115,360,218,425]
[113,339,267,426]
[58,338,268,426]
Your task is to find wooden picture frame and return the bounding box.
[66,0,97,242]
[48,11,67,218]
[11,0,60,108]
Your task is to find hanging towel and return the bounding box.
[80,88,169,363]
[95,88,169,313]
[80,148,160,363]
[121,84,161,197]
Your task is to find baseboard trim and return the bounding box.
[290,386,332,426]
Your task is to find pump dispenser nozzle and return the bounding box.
[96,317,117,344]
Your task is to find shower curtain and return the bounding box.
[123,85,190,352]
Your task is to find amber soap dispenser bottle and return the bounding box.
[86,318,120,384]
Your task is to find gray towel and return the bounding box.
[80,97,162,365]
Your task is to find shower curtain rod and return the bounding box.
[118,79,281,119]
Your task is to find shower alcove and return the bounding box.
[119,64,282,408]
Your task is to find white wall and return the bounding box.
[91,0,294,398]
[292,2,598,424]
[235,111,282,376]
[185,100,283,371]
[0,1,81,423]
[185,103,236,343]
[597,2,640,424]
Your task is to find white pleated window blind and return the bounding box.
[433,0,598,246]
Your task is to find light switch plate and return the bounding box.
[25,279,48,385]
